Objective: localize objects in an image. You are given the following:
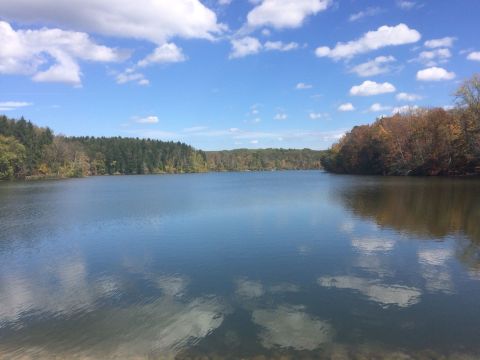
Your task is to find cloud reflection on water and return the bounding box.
[252,305,333,350]
[418,247,455,294]
[318,276,422,308]
[0,257,120,326]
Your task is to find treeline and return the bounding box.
[206,148,324,171]
[0,116,207,179]
[321,75,480,176]
[0,116,324,180]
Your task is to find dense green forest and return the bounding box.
[321,74,480,176]
[0,117,324,180]
[206,148,323,171]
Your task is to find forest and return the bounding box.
[321,74,480,176]
[0,117,324,180]
[206,148,323,171]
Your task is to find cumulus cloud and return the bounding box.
[350,55,396,77]
[0,101,32,111]
[115,68,149,86]
[338,103,355,112]
[424,37,456,48]
[467,52,480,61]
[229,36,262,58]
[349,7,382,22]
[416,67,455,81]
[309,112,328,120]
[350,80,396,96]
[396,0,417,10]
[115,43,186,86]
[368,103,391,112]
[318,276,422,307]
[247,0,331,29]
[0,21,124,85]
[138,43,186,67]
[135,116,159,124]
[396,92,421,101]
[296,82,313,90]
[416,48,451,66]
[295,82,313,90]
[315,24,420,60]
[229,37,299,58]
[264,41,299,51]
[0,0,224,45]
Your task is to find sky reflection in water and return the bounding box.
[0,172,480,358]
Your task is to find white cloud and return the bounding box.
[0,101,32,111]
[264,41,299,51]
[274,112,288,120]
[392,105,419,114]
[309,112,328,120]
[135,115,159,124]
[350,55,396,77]
[250,139,259,144]
[467,52,480,61]
[127,127,347,148]
[296,82,313,90]
[350,80,396,96]
[396,0,417,10]
[338,102,355,112]
[229,36,262,58]
[349,7,382,22]
[396,92,421,101]
[261,28,271,36]
[115,68,149,86]
[368,103,391,112]
[138,43,186,67]
[315,24,420,60]
[230,38,299,58]
[424,37,455,48]
[0,0,224,45]
[247,0,331,29]
[0,21,124,85]
[416,48,451,66]
[218,0,232,4]
[416,67,455,81]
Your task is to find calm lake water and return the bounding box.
[1,171,480,359]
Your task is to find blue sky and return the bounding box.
[0,0,479,150]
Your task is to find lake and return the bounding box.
[1,171,480,359]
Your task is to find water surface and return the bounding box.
[1,172,479,359]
